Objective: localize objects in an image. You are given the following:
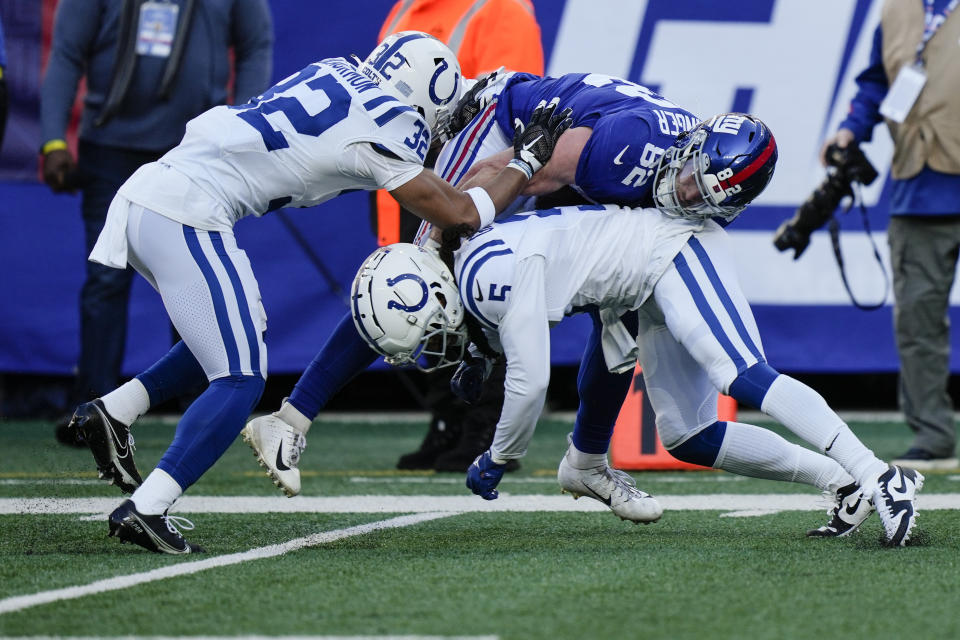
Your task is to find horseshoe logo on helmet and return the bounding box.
[428,59,460,106]
[386,273,429,312]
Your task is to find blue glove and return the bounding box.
[466,450,507,500]
[450,356,493,404]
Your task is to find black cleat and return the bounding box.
[806,482,873,538]
[108,499,204,555]
[54,413,87,448]
[70,399,143,493]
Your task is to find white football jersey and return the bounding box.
[118,58,430,230]
[451,203,704,461]
[454,203,703,330]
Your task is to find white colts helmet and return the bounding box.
[358,31,463,142]
[351,243,467,372]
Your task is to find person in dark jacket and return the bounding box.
[41,0,273,444]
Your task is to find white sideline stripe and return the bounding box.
[4,493,960,515]
[0,512,454,616]
[0,637,498,640]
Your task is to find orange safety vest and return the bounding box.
[374,0,545,246]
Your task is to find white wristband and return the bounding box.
[466,186,496,229]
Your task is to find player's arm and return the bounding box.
[393,99,572,230]
[230,0,274,103]
[390,162,526,230]
[458,126,591,196]
[465,255,550,501]
[487,255,551,462]
[39,0,95,192]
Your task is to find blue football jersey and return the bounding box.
[495,73,699,207]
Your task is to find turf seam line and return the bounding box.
[0,511,457,616]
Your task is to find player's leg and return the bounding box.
[70,201,206,493]
[241,311,377,495]
[108,206,266,553]
[654,227,922,545]
[635,302,867,536]
[556,309,662,523]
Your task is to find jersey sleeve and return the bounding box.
[575,111,659,207]
[343,140,424,191]
[489,255,552,461]
[368,107,432,166]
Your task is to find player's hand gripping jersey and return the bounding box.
[438,71,699,206]
[119,58,432,231]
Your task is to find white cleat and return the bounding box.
[557,445,662,524]
[806,482,873,538]
[241,415,306,497]
[870,465,924,547]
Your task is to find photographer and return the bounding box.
[821,0,960,470]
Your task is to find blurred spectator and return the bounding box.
[40,0,273,444]
[372,0,545,472]
[822,0,959,469]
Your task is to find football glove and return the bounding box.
[450,355,494,404]
[466,450,507,500]
[507,97,573,179]
[446,69,501,138]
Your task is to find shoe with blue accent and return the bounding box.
[870,465,924,547]
[108,499,204,555]
[806,482,873,538]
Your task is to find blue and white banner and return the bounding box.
[2,0,958,375]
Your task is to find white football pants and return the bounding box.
[125,204,267,381]
[637,224,764,448]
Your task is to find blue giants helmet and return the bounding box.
[653,113,778,222]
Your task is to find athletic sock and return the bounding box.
[277,400,312,435]
[101,378,151,427]
[744,373,886,489]
[131,468,183,515]
[822,425,888,489]
[713,421,853,490]
[759,374,849,451]
[565,440,607,469]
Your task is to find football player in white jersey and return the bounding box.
[354,115,924,546]
[65,31,572,554]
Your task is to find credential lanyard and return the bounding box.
[916,0,959,65]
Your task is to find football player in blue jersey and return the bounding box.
[355,113,924,546]
[66,32,571,554]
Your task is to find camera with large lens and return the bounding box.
[773,143,878,258]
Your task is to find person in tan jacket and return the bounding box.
[822,0,960,470]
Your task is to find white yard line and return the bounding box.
[4,493,960,516]
[0,512,455,616]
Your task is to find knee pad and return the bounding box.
[728,362,780,409]
[669,421,727,467]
